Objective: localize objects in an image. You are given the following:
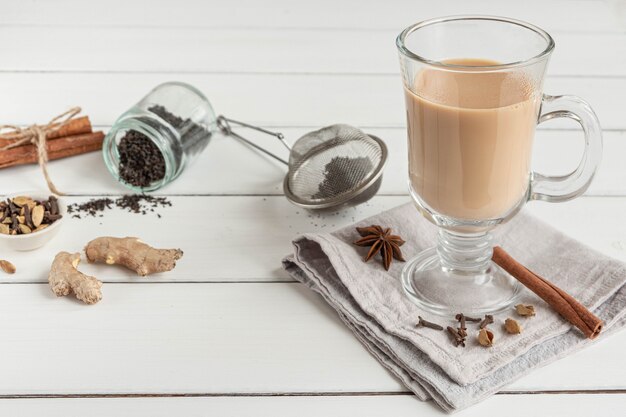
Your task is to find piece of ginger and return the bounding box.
[84,237,183,276]
[49,252,103,304]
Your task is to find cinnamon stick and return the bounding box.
[47,116,93,139]
[0,116,93,146]
[492,246,603,339]
[0,131,104,168]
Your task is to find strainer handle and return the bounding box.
[217,115,291,162]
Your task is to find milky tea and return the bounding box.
[405,58,541,220]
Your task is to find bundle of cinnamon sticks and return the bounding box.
[0,116,104,169]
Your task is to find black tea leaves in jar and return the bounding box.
[103,82,217,191]
[117,130,166,188]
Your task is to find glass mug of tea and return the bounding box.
[396,16,602,315]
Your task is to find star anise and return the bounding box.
[353,225,405,270]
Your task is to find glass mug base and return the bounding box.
[401,247,522,317]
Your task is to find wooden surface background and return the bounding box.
[1,1,625,415]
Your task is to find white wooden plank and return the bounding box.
[0,128,622,196]
[0,73,622,129]
[2,27,624,76]
[0,282,403,395]
[0,282,622,396]
[1,394,626,417]
[3,0,624,33]
[0,196,624,283]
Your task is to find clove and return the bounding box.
[479,314,494,329]
[49,196,59,216]
[417,316,444,331]
[458,314,466,331]
[456,313,480,322]
[447,326,466,347]
[23,204,33,229]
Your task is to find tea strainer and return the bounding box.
[217,117,388,210]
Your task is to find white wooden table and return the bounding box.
[1,1,625,415]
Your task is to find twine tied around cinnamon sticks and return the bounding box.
[0,107,85,195]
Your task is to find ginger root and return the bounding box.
[84,237,183,276]
[49,252,102,305]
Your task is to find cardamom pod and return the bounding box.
[0,260,16,274]
[11,196,32,207]
[31,205,44,228]
[505,318,522,334]
[477,328,494,347]
[515,304,536,317]
[18,224,31,234]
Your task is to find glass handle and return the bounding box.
[530,94,603,202]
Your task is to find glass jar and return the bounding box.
[103,82,217,191]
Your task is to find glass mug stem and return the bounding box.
[437,230,493,274]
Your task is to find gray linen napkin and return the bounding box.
[282,203,626,412]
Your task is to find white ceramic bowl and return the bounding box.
[0,192,65,251]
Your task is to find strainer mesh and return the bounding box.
[287,125,384,203]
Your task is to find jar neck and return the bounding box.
[102,114,182,192]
